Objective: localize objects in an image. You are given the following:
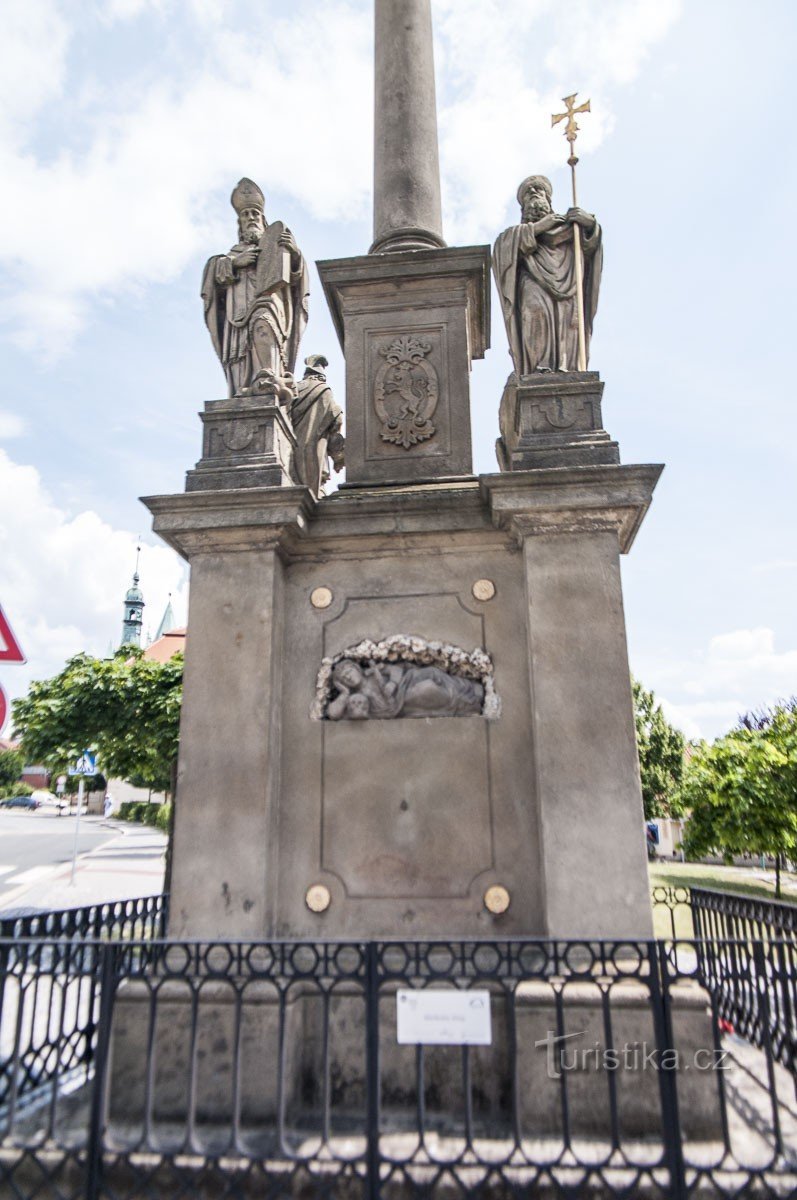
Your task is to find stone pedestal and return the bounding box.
[108,977,722,1143]
[144,460,661,942]
[317,246,490,485]
[497,371,619,471]
[185,396,297,492]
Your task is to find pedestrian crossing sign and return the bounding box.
[68,751,97,777]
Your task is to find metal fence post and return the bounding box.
[85,943,118,1200]
[365,942,380,1200]
[649,943,687,1200]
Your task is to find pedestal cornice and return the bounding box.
[480,463,664,553]
[316,245,491,358]
[141,486,316,558]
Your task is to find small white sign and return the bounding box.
[396,989,492,1046]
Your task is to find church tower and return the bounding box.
[120,547,145,647]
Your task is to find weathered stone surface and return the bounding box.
[493,174,602,375]
[314,636,497,721]
[201,178,309,397]
[143,462,661,942]
[109,978,722,1142]
[371,0,445,254]
[317,247,490,485]
[185,396,297,492]
[496,370,619,471]
[290,355,344,498]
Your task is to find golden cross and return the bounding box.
[550,92,592,371]
[552,93,591,166]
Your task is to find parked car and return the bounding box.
[0,795,41,811]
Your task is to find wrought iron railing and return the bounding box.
[0,894,168,942]
[652,884,797,1080]
[1,934,796,1199]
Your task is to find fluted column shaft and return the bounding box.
[370,0,445,254]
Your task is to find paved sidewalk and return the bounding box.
[0,820,166,915]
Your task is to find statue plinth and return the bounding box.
[317,246,490,486]
[185,396,297,492]
[496,371,619,472]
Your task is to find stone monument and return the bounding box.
[143,0,661,943]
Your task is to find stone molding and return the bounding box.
[185,398,297,493]
[141,487,316,559]
[317,246,491,359]
[496,371,619,472]
[481,465,663,554]
[143,464,662,561]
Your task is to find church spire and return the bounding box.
[120,544,145,647]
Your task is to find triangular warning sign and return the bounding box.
[0,604,26,664]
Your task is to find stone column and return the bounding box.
[371,0,446,253]
[483,465,663,939]
[143,487,315,939]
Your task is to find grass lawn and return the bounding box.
[649,860,797,940]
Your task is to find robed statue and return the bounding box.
[202,178,310,396]
[492,175,602,374]
[289,355,345,498]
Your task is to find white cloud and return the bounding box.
[0,411,25,438]
[434,0,679,243]
[0,450,188,715]
[0,3,373,355]
[0,0,70,141]
[641,627,797,741]
[0,0,683,354]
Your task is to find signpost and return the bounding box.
[67,752,97,885]
[0,604,26,664]
[0,603,26,736]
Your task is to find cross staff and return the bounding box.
[552,93,591,371]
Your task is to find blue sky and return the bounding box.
[0,0,795,740]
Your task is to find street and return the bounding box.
[0,809,166,915]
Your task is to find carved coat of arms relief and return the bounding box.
[374,334,439,449]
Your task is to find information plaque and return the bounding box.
[396,988,492,1045]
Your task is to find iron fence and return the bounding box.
[651,884,797,943]
[1,934,796,1199]
[0,894,168,942]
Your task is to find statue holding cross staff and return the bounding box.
[492,94,602,375]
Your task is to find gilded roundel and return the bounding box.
[374,334,439,449]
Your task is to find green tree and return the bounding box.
[632,678,686,819]
[681,700,797,897]
[0,746,24,797]
[12,648,183,888]
[12,649,182,792]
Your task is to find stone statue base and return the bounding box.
[144,462,661,942]
[108,978,722,1142]
[497,371,619,472]
[185,396,297,492]
[317,246,490,486]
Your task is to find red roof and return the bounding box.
[143,628,186,663]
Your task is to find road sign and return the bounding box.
[68,751,97,777]
[0,605,25,664]
[0,685,6,736]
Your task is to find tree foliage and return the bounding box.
[681,699,797,896]
[0,747,24,796]
[11,649,183,793]
[632,678,685,819]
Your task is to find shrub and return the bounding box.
[117,799,170,829]
[0,781,34,798]
[155,802,172,832]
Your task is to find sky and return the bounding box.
[0,0,795,742]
